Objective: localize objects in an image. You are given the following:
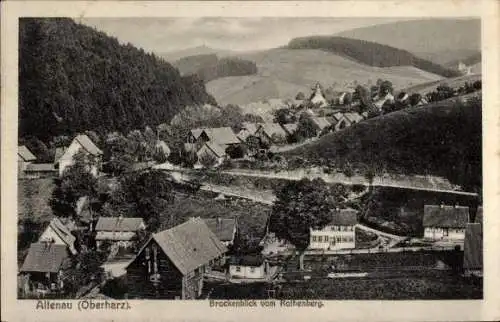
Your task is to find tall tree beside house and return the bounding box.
[295,113,318,140]
[245,135,262,156]
[352,85,373,113]
[102,134,135,176]
[49,151,98,219]
[270,178,348,269]
[198,153,218,168]
[273,108,297,125]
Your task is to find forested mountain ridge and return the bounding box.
[19,18,216,142]
[287,36,462,78]
[173,54,258,82]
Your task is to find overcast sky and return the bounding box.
[80,17,414,54]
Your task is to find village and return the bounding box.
[17,76,483,301]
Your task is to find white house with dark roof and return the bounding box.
[54,134,103,177]
[95,216,146,248]
[423,205,469,241]
[188,127,240,150]
[38,218,78,255]
[204,217,238,247]
[228,254,267,279]
[309,83,328,108]
[309,208,358,250]
[125,217,227,299]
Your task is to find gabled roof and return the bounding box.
[474,206,483,224]
[54,147,67,164]
[241,123,260,135]
[463,223,482,270]
[258,123,287,138]
[25,163,56,172]
[330,112,344,122]
[310,117,331,130]
[20,243,70,273]
[200,142,226,158]
[41,218,77,255]
[204,218,237,242]
[423,205,469,228]
[18,145,37,162]
[193,127,240,146]
[281,123,298,135]
[148,217,228,275]
[329,208,358,226]
[95,217,145,232]
[343,112,363,123]
[74,134,103,155]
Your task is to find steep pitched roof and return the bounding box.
[74,134,103,155]
[282,123,298,135]
[204,218,237,242]
[190,128,205,140]
[197,127,240,145]
[200,142,226,158]
[463,223,482,270]
[310,117,331,130]
[149,217,228,275]
[258,123,287,138]
[18,145,37,162]
[330,112,344,122]
[343,112,363,123]
[20,243,70,273]
[423,205,469,228]
[41,218,77,255]
[329,208,358,226]
[95,217,145,232]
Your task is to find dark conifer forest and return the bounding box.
[19,18,217,142]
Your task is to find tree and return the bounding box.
[50,151,98,219]
[102,134,134,176]
[296,114,318,139]
[226,144,246,159]
[245,135,262,156]
[273,108,296,124]
[63,249,107,297]
[379,80,393,96]
[295,92,306,100]
[343,92,353,107]
[270,178,348,269]
[409,93,423,107]
[152,147,168,164]
[198,153,218,168]
[353,85,372,113]
[472,80,481,91]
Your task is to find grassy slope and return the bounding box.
[18,178,55,223]
[401,74,482,95]
[206,48,443,106]
[284,99,482,191]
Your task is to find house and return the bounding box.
[155,140,171,158]
[236,123,260,142]
[19,242,72,297]
[95,216,146,248]
[281,123,298,137]
[228,255,268,279]
[422,204,469,241]
[38,218,78,255]
[308,83,328,108]
[204,217,238,247]
[125,217,228,299]
[373,92,395,110]
[18,145,37,177]
[463,223,482,276]
[255,123,288,145]
[188,127,240,150]
[331,113,357,131]
[309,208,358,250]
[23,163,57,179]
[309,116,332,135]
[343,112,363,125]
[54,134,103,177]
[195,142,227,168]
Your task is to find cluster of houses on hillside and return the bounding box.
[18,134,103,179]
[19,198,483,299]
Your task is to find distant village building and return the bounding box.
[95,216,146,248]
[309,208,358,250]
[373,92,395,110]
[204,217,238,247]
[18,145,37,177]
[463,223,482,277]
[38,218,78,255]
[126,217,227,299]
[54,134,103,177]
[328,112,363,131]
[236,123,260,142]
[309,83,328,108]
[458,62,472,75]
[188,127,240,151]
[422,204,469,241]
[195,142,227,168]
[309,116,332,136]
[255,123,288,145]
[281,123,298,137]
[19,242,72,296]
[228,255,268,279]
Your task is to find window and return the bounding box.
[324,236,329,242]
[318,236,323,242]
[337,237,342,242]
[235,266,241,272]
[311,236,316,242]
[250,267,255,273]
[443,229,449,236]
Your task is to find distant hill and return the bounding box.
[19,18,216,141]
[206,48,444,106]
[336,19,480,65]
[173,54,258,82]
[284,98,482,192]
[161,45,234,62]
[445,52,482,69]
[401,74,482,95]
[286,36,461,78]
